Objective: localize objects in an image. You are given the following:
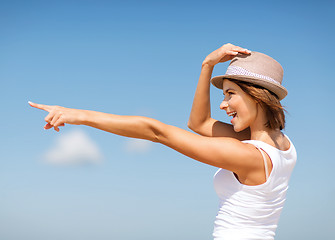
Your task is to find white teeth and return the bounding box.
[228,112,237,117]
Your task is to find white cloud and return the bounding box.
[43,129,103,165]
[124,138,152,153]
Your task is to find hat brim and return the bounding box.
[210,75,288,100]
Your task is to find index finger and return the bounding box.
[28,101,53,112]
[233,46,251,54]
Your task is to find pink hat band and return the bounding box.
[225,65,279,85]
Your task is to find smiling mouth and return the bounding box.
[227,111,237,118]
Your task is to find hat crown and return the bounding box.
[229,52,283,84]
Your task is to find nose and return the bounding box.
[220,100,228,110]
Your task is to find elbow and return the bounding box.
[188,119,209,136]
[151,126,161,143]
[147,118,165,143]
[187,120,200,133]
[187,120,195,131]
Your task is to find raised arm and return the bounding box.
[188,43,251,140]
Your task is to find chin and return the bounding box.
[233,125,242,132]
[233,124,248,133]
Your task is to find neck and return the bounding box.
[249,105,284,145]
[250,128,283,141]
[251,128,285,151]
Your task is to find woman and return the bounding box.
[29,43,297,240]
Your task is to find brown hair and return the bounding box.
[229,79,286,130]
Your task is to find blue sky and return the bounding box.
[1,0,335,239]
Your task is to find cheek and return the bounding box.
[230,95,257,120]
[243,101,258,122]
[236,99,257,122]
[234,108,255,132]
[231,97,248,115]
[228,97,239,109]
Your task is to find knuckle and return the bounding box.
[58,118,65,126]
[53,106,61,111]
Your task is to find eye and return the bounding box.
[227,91,234,96]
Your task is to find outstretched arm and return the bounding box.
[188,43,251,140]
[28,101,262,175]
[28,102,162,141]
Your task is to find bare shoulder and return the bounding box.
[281,135,291,151]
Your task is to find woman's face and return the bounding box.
[220,79,258,132]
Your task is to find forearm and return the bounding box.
[81,110,161,142]
[188,63,214,130]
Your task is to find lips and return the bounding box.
[227,111,237,118]
[227,111,237,124]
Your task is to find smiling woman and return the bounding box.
[30,43,297,240]
[188,44,296,239]
[222,79,286,131]
[228,79,286,130]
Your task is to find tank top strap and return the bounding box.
[254,146,269,181]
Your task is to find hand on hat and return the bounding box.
[203,43,251,67]
[28,101,85,132]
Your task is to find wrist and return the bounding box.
[78,109,91,125]
[202,60,214,68]
[201,61,215,70]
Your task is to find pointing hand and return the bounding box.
[28,101,85,132]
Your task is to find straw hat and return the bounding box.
[210,51,287,100]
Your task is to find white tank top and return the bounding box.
[213,135,297,240]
